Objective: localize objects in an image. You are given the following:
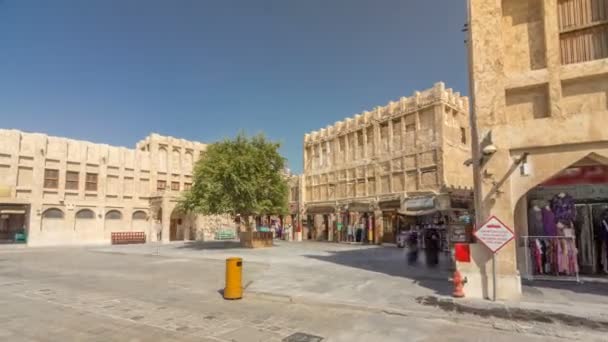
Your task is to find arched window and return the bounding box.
[105,210,122,220]
[158,147,168,172]
[132,211,147,220]
[185,151,193,171]
[42,208,64,219]
[75,209,95,219]
[172,149,181,170]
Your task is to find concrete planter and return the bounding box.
[239,231,273,248]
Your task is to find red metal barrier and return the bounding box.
[111,232,146,245]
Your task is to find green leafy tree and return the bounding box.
[180,133,289,231]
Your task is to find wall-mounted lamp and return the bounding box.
[518,153,531,176]
[482,144,497,156]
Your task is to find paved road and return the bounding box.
[0,246,601,341]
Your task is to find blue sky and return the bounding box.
[0,0,467,172]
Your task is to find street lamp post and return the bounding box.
[466,0,484,227]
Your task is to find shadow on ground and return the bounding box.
[304,245,454,296]
[176,240,244,250]
[522,279,608,299]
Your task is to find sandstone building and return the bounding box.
[463,0,608,299]
[302,82,472,244]
[0,129,233,246]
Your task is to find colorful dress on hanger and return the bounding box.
[551,194,576,226]
[542,208,557,236]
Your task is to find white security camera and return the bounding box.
[482,144,497,156]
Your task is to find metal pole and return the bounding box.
[466,0,483,226]
[492,253,497,301]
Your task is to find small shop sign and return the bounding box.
[474,216,514,253]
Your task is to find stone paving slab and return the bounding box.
[3,243,605,340]
[95,243,608,307]
[92,241,608,332]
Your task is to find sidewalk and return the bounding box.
[92,241,608,332]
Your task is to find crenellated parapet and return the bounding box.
[304,82,468,145]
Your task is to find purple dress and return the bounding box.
[551,194,576,226]
[542,208,557,237]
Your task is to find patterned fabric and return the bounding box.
[542,208,557,237]
[551,194,576,226]
[601,218,608,241]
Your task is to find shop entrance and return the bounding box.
[523,162,608,278]
[0,205,28,244]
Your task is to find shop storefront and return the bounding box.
[522,165,608,280]
[341,202,374,244]
[400,193,473,259]
[379,199,402,244]
[305,206,335,241]
[0,204,29,244]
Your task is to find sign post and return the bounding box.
[473,216,515,302]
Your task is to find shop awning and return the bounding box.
[404,197,436,211]
[306,206,335,214]
[379,199,402,211]
[346,202,374,212]
[399,195,453,216]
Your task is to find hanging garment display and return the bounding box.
[551,193,576,226]
[542,207,557,236]
[577,207,594,267]
[602,216,608,273]
[528,206,544,236]
[529,237,578,276]
[533,239,543,273]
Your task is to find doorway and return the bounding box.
[0,206,28,244]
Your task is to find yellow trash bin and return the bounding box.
[224,257,243,300]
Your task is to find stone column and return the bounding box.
[344,135,350,165]
[373,122,381,157]
[328,213,335,242]
[326,140,332,168]
[388,119,394,154]
[335,208,343,242]
[352,132,359,161]
[401,114,407,151]
[542,0,563,118]
[373,208,383,245]
[161,199,172,243]
[363,128,368,159]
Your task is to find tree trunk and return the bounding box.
[244,215,253,232]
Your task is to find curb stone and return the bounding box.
[247,290,608,338]
[416,295,608,332]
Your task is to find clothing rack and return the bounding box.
[522,235,580,283]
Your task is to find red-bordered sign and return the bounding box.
[474,216,515,253]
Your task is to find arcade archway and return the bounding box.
[514,153,608,281]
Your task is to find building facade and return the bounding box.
[464,0,608,299]
[302,82,472,244]
[0,129,233,246]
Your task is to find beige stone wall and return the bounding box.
[466,0,608,300]
[303,82,470,207]
[0,129,236,246]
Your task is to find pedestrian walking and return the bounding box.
[407,230,419,265]
[425,229,440,267]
